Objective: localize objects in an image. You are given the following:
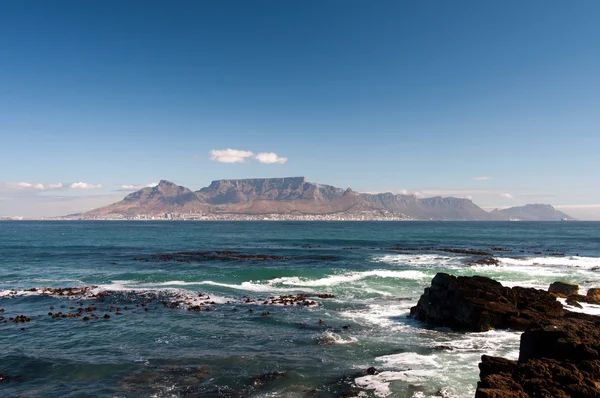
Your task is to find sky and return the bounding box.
[1,1,599,219]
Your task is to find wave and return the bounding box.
[317,331,358,345]
[372,254,466,268]
[355,330,521,397]
[266,270,427,287]
[498,256,600,270]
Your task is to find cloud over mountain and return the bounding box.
[120,183,158,191]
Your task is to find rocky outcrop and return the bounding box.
[412,274,600,396]
[476,314,600,397]
[548,281,579,297]
[588,288,600,300]
[476,355,600,398]
[409,273,564,332]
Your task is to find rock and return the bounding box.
[464,275,600,397]
[477,356,600,397]
[470,257,501,266]
[588,288,600,300]
[565,296,583,308]
[409,273,564,332]
[548,281,579,296]
[564,293,600,305]
[519,314,600,363]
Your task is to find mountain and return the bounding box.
[76,177,574,221]
[83,180,208,217]
[491,204,575,221]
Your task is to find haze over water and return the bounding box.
[1,221,600,397]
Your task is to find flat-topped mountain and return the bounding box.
[77,177,575,221]
[196,177,345,204]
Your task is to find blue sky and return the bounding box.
[1,1,599,218]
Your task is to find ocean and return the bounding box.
[1,221,599,398]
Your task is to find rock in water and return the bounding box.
[409,273,563,332]
[587,288,600,300]
[519,314,600,363]
[548,281,579,297]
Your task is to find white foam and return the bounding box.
[267,270,428,287]
[557,298,600,316]
[339,302,414,330]
[372,254,465,268]
[470,264,568,277]
[318,331,358,345]
[499,256,600,269]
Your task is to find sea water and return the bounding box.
[1,221,599,397]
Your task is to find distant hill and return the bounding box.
[77,177,575,221]
[490,204,575,221]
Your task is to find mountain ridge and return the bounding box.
[77,178,575,221]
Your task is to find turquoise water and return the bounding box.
[1,221,600,397]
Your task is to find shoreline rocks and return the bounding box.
[410,273,600,397]
[409,273,564,332]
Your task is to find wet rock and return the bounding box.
[459,275,600,397]
[470,257,500,266]
[476,356,600,397]
[566,296,583,308]
[587,288,600,300]
[11,315,31,324]
[548,281,579,296]
[409,273,564,332]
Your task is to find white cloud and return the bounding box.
[473,176,492,181]
[209,149,289,164]
[210,149,255,163]
[12,182,63,190]
[120,182,158,190]
[71,182,102,189]
[500,193,514,199]
[255,152,288,164]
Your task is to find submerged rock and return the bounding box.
[409,273,563,332]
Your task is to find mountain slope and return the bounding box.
[82,180,207,217]
[76,177,574,221]
[492,204,575,221]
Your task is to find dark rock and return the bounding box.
[566,296,584,308]
[588,288,600,300]
[477,356,600,397]
[548,281,579,296]
[519,314,600,363]
[409,273,564,332]
[470,257,501,266]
